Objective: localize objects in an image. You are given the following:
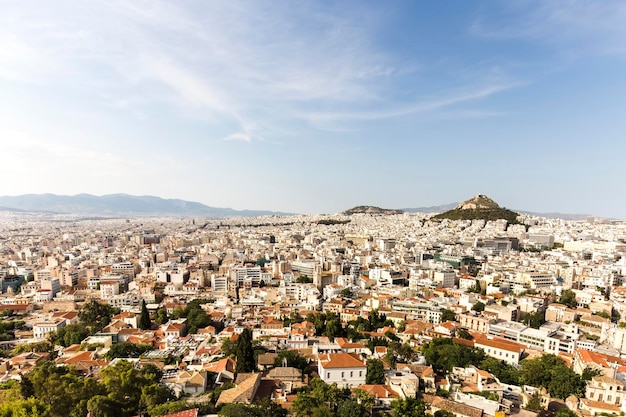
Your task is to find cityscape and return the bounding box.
[3,1,626,417]
[0,194,625,417]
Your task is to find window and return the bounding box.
[327,373,330,379]
[341,372,344,378]
[350,371,353,377]
[359,371,363,377]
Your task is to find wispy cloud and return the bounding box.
[0,1,522,145]
[298,82,522,123]
[470,2,626,56]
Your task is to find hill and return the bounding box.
[431,194,520,223]
[0,194,293,218]
[343,205,403,215]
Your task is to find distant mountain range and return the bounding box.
[401,203,457,213]
[0,194,293,217]
[0,193,592,220]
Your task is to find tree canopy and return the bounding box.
[235,328,256,374]
[365,358,385,384]
[519,354,586,399]
[274,349,309,373]
[78,300,119,333]
[21,359,176,417]
[422,338,486,374]
[559,289,578,309]
[139,300,152,330]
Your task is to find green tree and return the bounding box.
[554,408,578,417]
[397,320,406,333]
[50,323,90,347]
[440,309,456,322]
[386,341,418,366]
[519,354,585,399]
[324,319,344,341]
[311,406,333,417]
[471,301,485,312]
[479,357,521,385]
[99,360,160,416]
[434,411,456,417]
[295,275,313,284]
[292,392,319,417]
[274,350,309,372]
[0,398,51,417]
[139,300,152,330]
[581,367,602,381]
[391,397,428,417]
[525,391,543,411]
[559,290,578,309]
[235,328,255,373]
[336,399,366,417]
[87,395,122,417]
[353,388,376,416]
[153,307,169,326]
[139,384,176,415]
[366,358,385,384]
[149,401,193,416]
[468,280,482,294]
[218,398,288,417]
[12,341,53,356]
[456,329,473,340]
[24,361,107,417]
[523,310,546,329]
[422,338,486,374]
[104,342,151,360]
[79,300,119,332]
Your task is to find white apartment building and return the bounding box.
[231,265,262,288]
[112,261,136,278]
[519,272,556,290]
[369,268,393,286]
[41,277,60,297]
[211,275,228,293]
[100,281,120,299]
[434,271,456,288]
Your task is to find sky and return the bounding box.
[1,1,626,218]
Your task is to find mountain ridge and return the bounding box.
[0,193,293,218]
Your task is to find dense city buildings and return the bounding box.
[1,204,626,416]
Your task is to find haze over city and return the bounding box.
[1,2,625,218]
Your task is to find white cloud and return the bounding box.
[0,1,524,147]
[297,82,523,123]
[470,2,626,56]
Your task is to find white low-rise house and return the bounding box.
[35,289,53,303]
[473,336,525,366]
[318,352,367,388]
[33,319,66,340]
[385,365,419,398]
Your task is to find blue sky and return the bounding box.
[1,1,625,217]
